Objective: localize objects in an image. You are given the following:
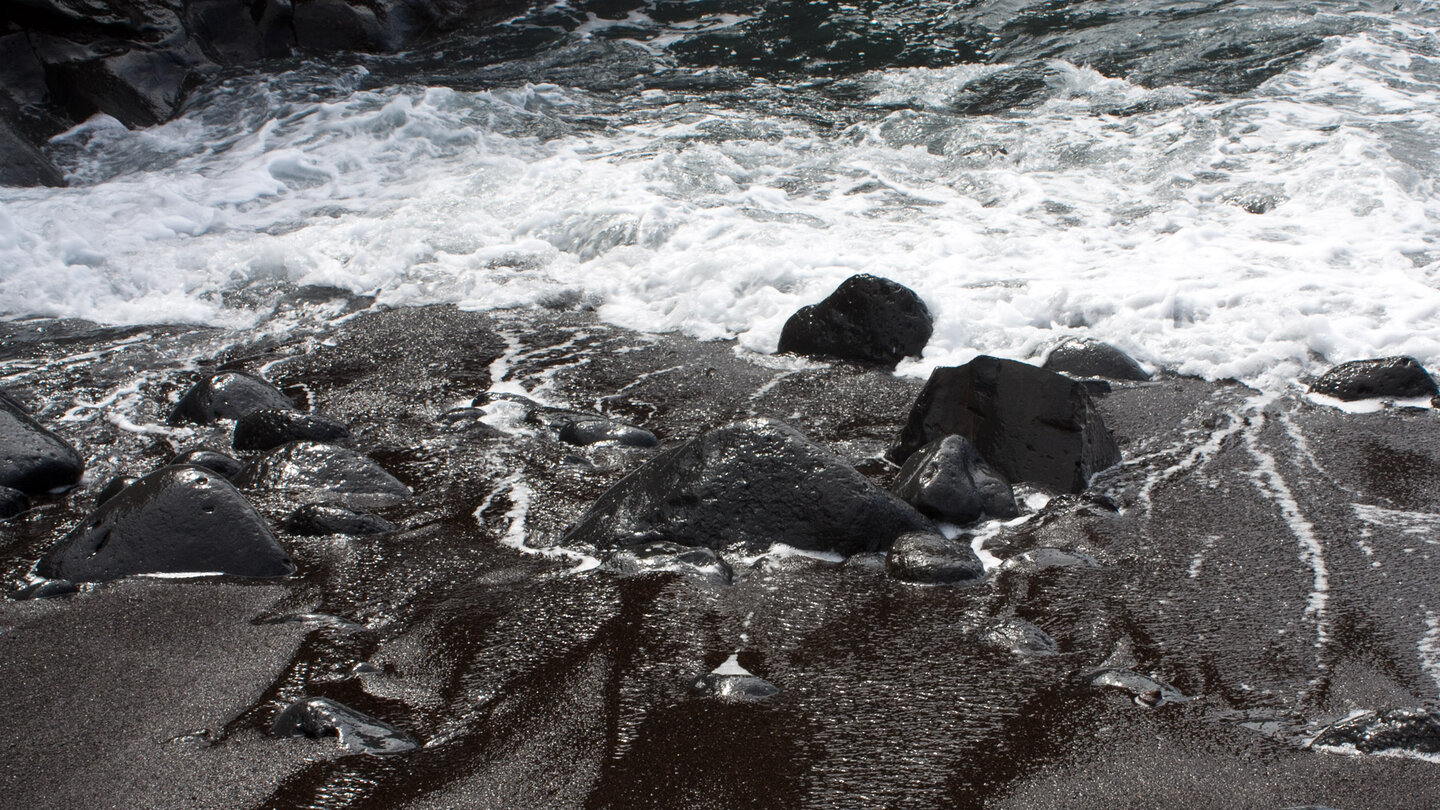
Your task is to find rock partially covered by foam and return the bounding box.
[171,371,295,424]
[884,531,985,584]
[1309,356,1438,402]
[0,396,83,495]
[778,274,933,366]
[694,655,780,703]
[891,435,1017,524]
[37,465,294,582]
[564,418,934,556]
[237,442,411,508]
[1041,336,1151,382]
[288,503,397,537]
[889,356,1121,494]
[601,541,733,585]
[1310,708,1440,755]
[233,409,351,452]
[271,697,418,755]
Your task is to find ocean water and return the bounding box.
[4,0,1440,393]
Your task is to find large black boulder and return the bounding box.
[889,356,1121,494]
[171,371,295,424]
[236,441,411,508]
[0,396,83,495]
[891,434,1018,524]
[1041,336,1150,381]
[37,465,295,582]
[233,409,351,452]
[1309,356,1438,401]
[564,418,934,556]
[777,274,933,367]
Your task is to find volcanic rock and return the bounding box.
[236,441,411,508]
[171,448,246,479]
[0,395,84,495]
[891,434,1018,524]
[233,409,351,452]
[884,531,985,584]
[979,618,1058,656]
[889,356,1121,493]
[0,112,63,187]
[288,503,397,536]
[171,371,295,424]
[563,418,934,556]
[1042,336,1151,381]
[1310,708,1440,755]
[1309,356,1438,401]
[0,485,29,519]
[271,697,418,755]
[37,465,295,582]
[777,274,933,366]
[559,418,658,448]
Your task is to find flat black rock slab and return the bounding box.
[234,409,351,452]
[564,418,934,555]
[38,465,294,582]
[889,356,1121,493]
[0,396,83,495]
[1309,356,1438,401]
[171,371,295,424]
[778,274,933,367]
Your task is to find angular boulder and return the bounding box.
[37,465,295,582]
[884,531,985,584]
[891,434,1017,524]
[0,396,84,495]
[236,441,411,508]
[1309,356,1438,401]
[1041,336,1150,381]
[777,274,933,366]
[563,418,934,556]
[233,409,351,452]
[171,371,295,424]
[888,356,1121,494]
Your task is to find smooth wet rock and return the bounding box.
[233,409,351,452]
[979,618,1058,656]
[889,356,1122,494]
[1089,669,1187,707]
[559,418,658,448]
[0,396,84,495]
[47,44,199,128]
[694,655,780,703]
[602,541,733,585]
[1309,356,1438,401]
[998,547,1098,572]
[37,465,295,582]
[171,371,295,424]
[777,274,933,367]
[563,418,934,556]
[95,475,138,506]
[885,531,985,584]
[0,485,29,519]
[1041,336,1151,381]
[891,435,1018,524]
[237,441,411,508]
[950,60,1057,115]
[288,503,397,537]
[1310,708,1440,755]
[0,112,63,187]
[271,697,418,754]
[171,448,246,480]
[12,578,79,599]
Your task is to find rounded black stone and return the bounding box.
[0,485,29,520]
[0,396,84,496]
[171,448,246,480]
[288,503,397,536]
[1309,356,1438,401]
[233,409,351,452]
[559,419,658,448]
[891,435,1018,524]
[95,475,138,506]
[885,531,985,584]
[171,371,295,425]
[1041,337,1151,381]
[777,274,933,367]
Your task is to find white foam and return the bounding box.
[711,653,753,676]
[1421,610,1440,697]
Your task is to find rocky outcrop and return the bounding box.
[889,356,1121,494]
[891,434,1017,524]
[564,418,934,556]
[1041,336,1151,381]
[171,371,295,424]
[0,395,84,495]
[37,465,295,581]
[777,275,933,366]
[1309,356,1438,401]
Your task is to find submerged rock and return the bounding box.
[171,448,246,480]
[694,655,780,703]
[37,465,295,582]
[885,532,985,584]
[171,371,295,424]
[889,356,1121,494]
[1309,356,1438,401]
[777,274,933,367]
[288,503,397,537]
[891,435,1018,524]
[271,697,418,755]
[0,485,29,519]
[237,441,411,508]
[998,548,1099,572]
[233,409,351,452]
[0,396,84,495]
[1090,669,1188,707]
[1310,708,1440,755]
[559,418,658,448]
[1041,336,1151,382]
[602,541,732,585]
[563,418,934,556]
[979,618,1059,656]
